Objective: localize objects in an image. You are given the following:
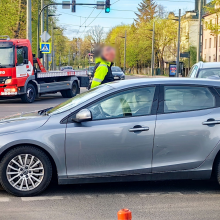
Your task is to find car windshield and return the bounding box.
[0,47,14,67]
[197,68,220,79]
[111,67,122,72]
[47,84,112,115]
[89,67,95,72]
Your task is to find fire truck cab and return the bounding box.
[0,36,89,103]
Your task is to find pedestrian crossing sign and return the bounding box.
[40,42,51,54]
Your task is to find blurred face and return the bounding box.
[102,47,116,62]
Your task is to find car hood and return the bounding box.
[0,110,50,135]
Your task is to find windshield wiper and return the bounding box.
[38,107,53,116]
[0,65,7,68]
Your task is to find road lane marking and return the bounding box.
[166,192,183,195]
[21,196,63,201]
[115,194,126,197]
[139,193,161,197]
[0,198,10,202]
[85,195,93,199]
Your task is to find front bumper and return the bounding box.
[0,86,18,96]
[114,75,125,80]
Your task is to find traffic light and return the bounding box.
[105,0,110,13]
[72,0,76,12]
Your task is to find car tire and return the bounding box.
[0,146,52,197]
[21,84,36,103]
[61,81,79,98]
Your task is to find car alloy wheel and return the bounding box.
[6,154,44,191]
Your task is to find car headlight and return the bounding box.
[88,72,92,76]
[5,79,12,84]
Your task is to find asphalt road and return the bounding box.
[1,75,220,220]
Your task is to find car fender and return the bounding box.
[0,130,67,178]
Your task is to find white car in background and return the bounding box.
[188,62,220,79]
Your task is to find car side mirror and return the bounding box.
[72,109,92,123]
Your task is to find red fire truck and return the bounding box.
[0,36,89,103]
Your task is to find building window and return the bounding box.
[209,56,211,62]
[209,38,212,48]
[214,37,217,48]
[205,39,207,49]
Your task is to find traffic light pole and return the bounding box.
[37,2,107,58]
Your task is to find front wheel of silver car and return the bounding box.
[0,146,52,197]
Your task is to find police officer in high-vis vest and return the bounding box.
[91,46,116,89]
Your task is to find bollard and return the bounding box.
[117,209,132,220]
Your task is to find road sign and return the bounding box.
[62,1,70,9]
[97,1,105,9]
[40,31,51,42]
[40,42,51,54]
[180,52,190,58]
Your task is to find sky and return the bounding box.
[54,0,199,39]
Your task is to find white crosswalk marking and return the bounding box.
[21,196,63,201]
[0,197,10,202]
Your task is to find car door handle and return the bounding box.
[202,119,220,125]
[129,127,149,132]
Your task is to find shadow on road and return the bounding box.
[38,179,220,196]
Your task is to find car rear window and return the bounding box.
[164,86,215,113]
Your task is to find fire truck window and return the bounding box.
[23,47,28,60]
[17,47,24,65]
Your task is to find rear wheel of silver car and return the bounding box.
[0,146,52,197]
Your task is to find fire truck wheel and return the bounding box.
[61,81,79,98]
[21,84,36,103]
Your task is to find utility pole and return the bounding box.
[176,9,181,77]
[124,30,127,73]
[197,0,202,62]
[68,48,70,66]
[151,22,155,76]
[41,0,45,65]
[51,23,54,70]
[26,0,32,45]
[46,7,49,70]
[216,15,219,62]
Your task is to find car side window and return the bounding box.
[88,87,156,120]
[17,47,24,65]
[164,86,215,113]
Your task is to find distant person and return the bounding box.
[91,46,116,89]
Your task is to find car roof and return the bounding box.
[199,62,220,69]
[109,78,220,89]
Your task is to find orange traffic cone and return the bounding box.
[117,209,132,220]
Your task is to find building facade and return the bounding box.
[202,12,220,62]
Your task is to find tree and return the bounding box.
[135,0,157,24]
[86,25,105,46]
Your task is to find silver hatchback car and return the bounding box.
[1,78,220,196]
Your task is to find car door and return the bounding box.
[65,85,158,177]
[152,84,220,172]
